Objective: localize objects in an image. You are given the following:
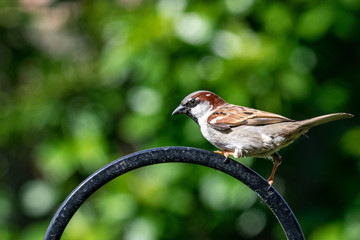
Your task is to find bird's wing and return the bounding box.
[207,104,293,130]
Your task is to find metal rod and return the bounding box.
[43,147,304,240]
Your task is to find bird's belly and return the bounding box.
[201,123,304,158]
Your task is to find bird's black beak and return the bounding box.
[172,105,188,115]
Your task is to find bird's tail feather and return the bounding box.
[299,113,353,128]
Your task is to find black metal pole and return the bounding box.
[43,146,305,240]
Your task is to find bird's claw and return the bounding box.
[266,178,274,190]
[214,150,231,164]
[223,157,230,164]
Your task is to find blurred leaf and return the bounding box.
[309,222,343,240]
[341,127,360,157]
[315,83,349,112]
[279,70,312,101]
[263,3,293,35]
[296,4,335,40]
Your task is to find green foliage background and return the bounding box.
[1,0,359,239]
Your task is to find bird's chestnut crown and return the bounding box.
[182,90,226,108]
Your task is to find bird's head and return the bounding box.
[172,90,226,123]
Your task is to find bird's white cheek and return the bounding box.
[189,102,212,119]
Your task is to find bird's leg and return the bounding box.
[214,150,234,164]
[267,152,282,187]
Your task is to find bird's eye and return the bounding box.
[187,98,198,107]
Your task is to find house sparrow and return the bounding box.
[172,90,353,186]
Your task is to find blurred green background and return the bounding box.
[1,0,359,239]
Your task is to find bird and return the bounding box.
[172,90,353,186]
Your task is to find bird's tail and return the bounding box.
[299,113,353,128]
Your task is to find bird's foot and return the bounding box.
[214,150,233,164]
[267,178,274,188]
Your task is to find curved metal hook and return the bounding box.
[43,147,304,240]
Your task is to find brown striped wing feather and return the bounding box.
[207,104,294,131]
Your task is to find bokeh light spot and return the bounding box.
[290,46,317,73]
[175,13,212,45]
[157,0,187,18]
[236,208,267,237]
[341,127,360,157]
[20,180,58,217]
[315,83,348,112]
[124,216,160,240]
[225,0,254,14]
[211,30,242,59]
[127,87,162,116]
